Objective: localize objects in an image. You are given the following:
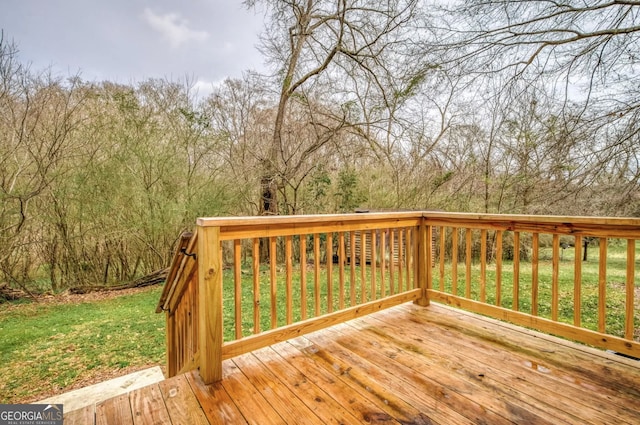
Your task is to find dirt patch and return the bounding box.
[41,285,161,304]
[1,285,162,313]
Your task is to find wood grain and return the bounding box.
[185,370,247,425]
[130,384,171,425]
[87,302,640,425]
[63,404,95,425]
[197,225,222,383]
[96,394,133,425]
[158,374,208,425]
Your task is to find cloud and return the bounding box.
[142,8,209,48]
[191,79,216,99]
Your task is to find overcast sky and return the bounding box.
[1,0,266,96]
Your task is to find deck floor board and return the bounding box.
[130,383,171,425]
[184,371,247,425]
[251,346,366,424]
[399,304,640,417]
[368,308,607,421]
[65,303,640,424]
[326,322,558,424]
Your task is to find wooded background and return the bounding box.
[1,0,639,292]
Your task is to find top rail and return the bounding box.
[197,212,424,240]
[197,211,640,230]
[420,212,640,239]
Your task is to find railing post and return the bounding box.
[415,218,431,306]
[197,224,223,383]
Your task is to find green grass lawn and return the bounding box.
[221,262,415,341]
[0,286,165,404]
[433,240,640,339]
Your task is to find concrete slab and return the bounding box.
[35,366,165,412]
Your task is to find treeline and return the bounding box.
[2,1,639,292]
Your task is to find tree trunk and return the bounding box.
[260,175,278,216]
[583,240,588,261]
[68,268,168,294]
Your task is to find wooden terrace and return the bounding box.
[65,303,640,424]
[65,212,640,423]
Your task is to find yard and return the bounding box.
[0,286,165,404]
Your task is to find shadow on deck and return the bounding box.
[65,303,640,424]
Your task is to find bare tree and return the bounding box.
[431,1,640,93]
[421,0,640,215]
[245,0,421,215]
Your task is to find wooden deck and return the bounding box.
[65,303,640,424]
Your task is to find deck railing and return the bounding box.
[157,212,640,384]
[157,212,430,382]
[424,212,640,359]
